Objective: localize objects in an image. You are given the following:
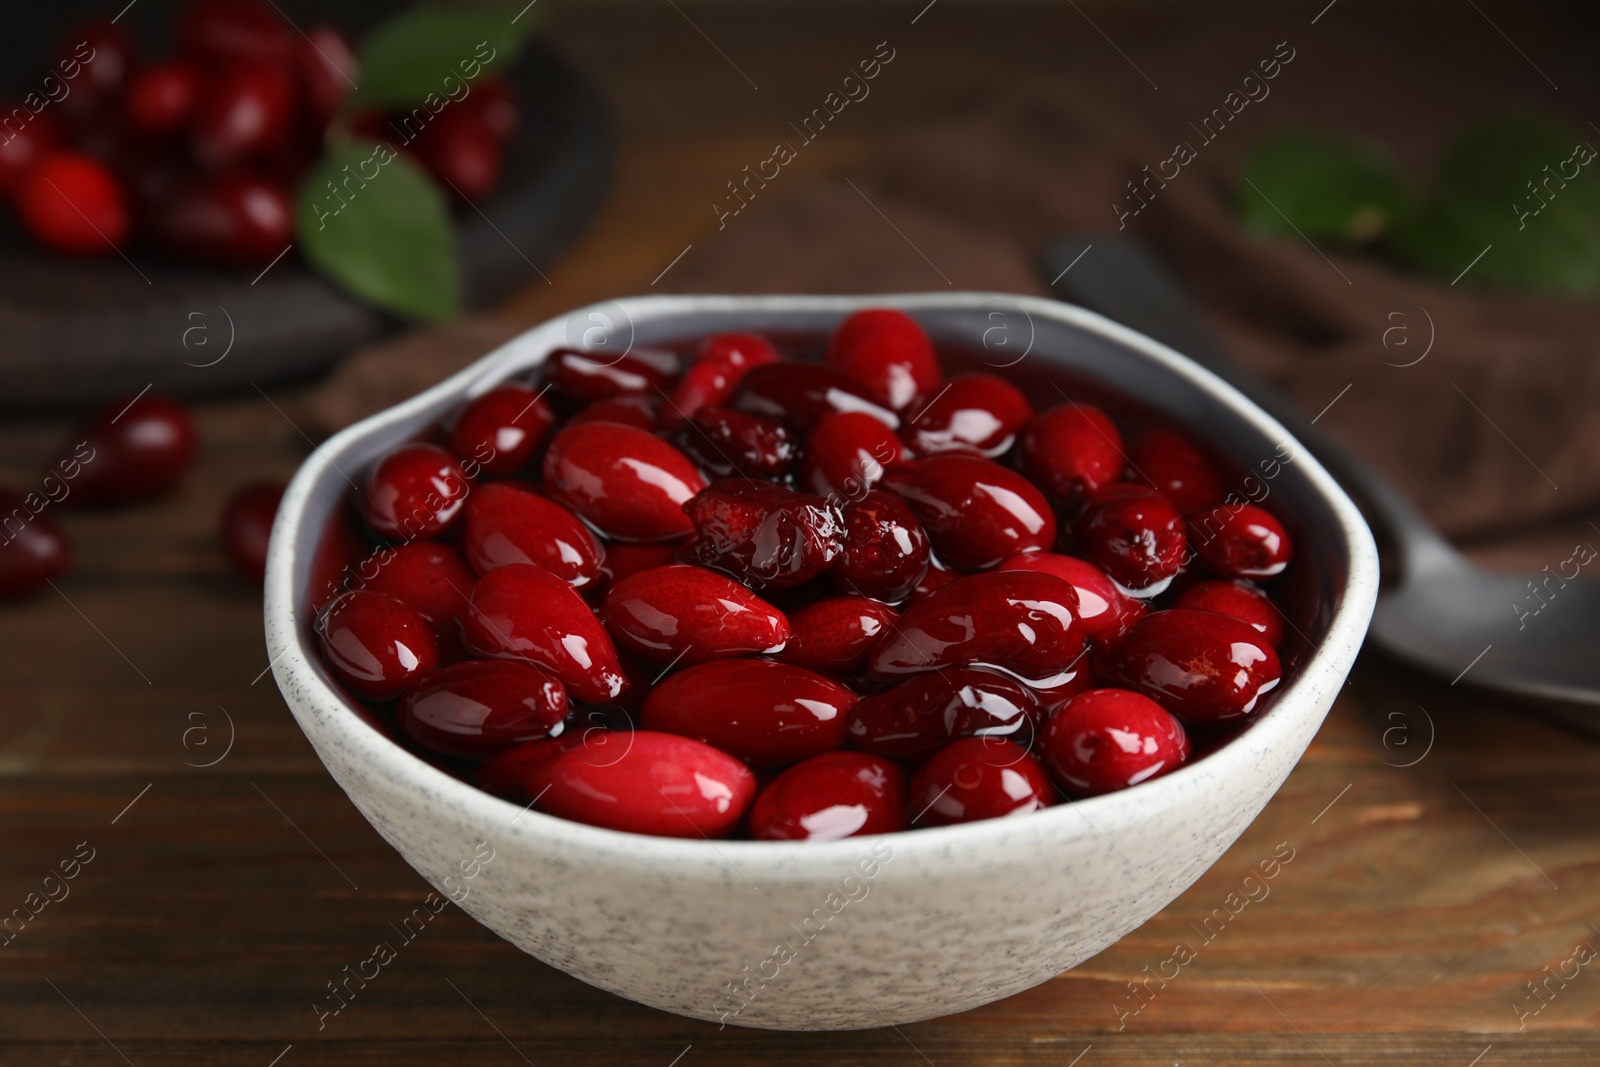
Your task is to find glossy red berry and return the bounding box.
[781,595,899,675]
[1074,483,1186,594]
[460,77,519,144]
[734,362,899,432]
[830,490,929,603]
[996,552,1142,643]
[847,666,1041,763]
[153,173,291,266]
[526,730,757,838]
[672,408,795,480]
[903,372,1032,458]
[178,0,295,64]
[351,541,475,636]
[749,752,909,841]
[460,482,605,588]
[543,422,705,542]
[474,733,578,801]
[641,659,856,768]
[191,62,295,169]
[219,481,283,582]
[868,569,1083,687]
[414,103,503,201]
[316,590,439,701]
[57,393,196,506]
[14,153,129,256]
[461,564,629,703]
[398,660,568,758]
[1041,688,1189,797]
[359,443,469,541]
[0,110,63,196]
[0,491,73,599]
[300,24,358,129]
[543,346,679,404]
[1097,609,1282,725]
[683,479,843,590]
[1175,579,1285,647]
[603,564,790,665]
[124,61,202,136]
[801,410,905,502]
[593,540,678,592]
[1189,504,1293,579]
[445,383,554,478]
[909,737,1053,827]
[1132,427,1225,515]
[827,308,942,412]
[569,393,659,432]
[1017,402,1124,506]
[880,455,1056,572]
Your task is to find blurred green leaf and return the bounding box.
[1239,130,1412,245]
[1387,115,1600,294]
[354,3,538,111]
[296,142,460,321]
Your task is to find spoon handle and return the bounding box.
[1041,237,1449,571]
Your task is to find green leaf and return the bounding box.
[1238,130,1412,245]
[1387,115,1600,295]
[296,141,461,321]
[353,3,538,111]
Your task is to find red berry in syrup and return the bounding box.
[398,660,568,758]
[1189,503,1293,579]
[1097,609,1282,725]
[15,153,129,256]
[734,362,899,432]
[526,730,756,838]
[461,564,630,703]
[602,563,791,665]
[801,410,905,501]
[781,594,899,675]
[903,372,1032,458]
[1175,579,1285,647]
[829,489,929,603]
[57,393,196,506]
[996,551,1141,643]
[827,308,942,412]
[909,737,1053,827]
[683,478,844,590]
[474,733,579,801]
[543,346,679,404]
[672,407,795,480]
[880,455,1056,571]
[1132,428,1225,515]
[543,422,705,542]
[359,443,468,541]
[847,666,1042,763]
[445,383,554,478]
[317,590,439,701]
[1017,402,1124,506]
[640,659,856,768]
[749,752,909,841]
[219,480,283,582]
[1073,483,1186,594]
[569,393,659,432]
[460,482,605,588]
[351,541,475,636]
[1041,688,1189,797]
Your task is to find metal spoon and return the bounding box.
[1043,236,1600,705]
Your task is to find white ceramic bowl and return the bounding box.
[265,293,1378,1031]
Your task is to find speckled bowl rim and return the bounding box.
[265,292,1379,873]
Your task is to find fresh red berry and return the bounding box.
[461,564,630,703]
[56,393,196,506]
[178,0,294,65]
[1097,609,1282,725]
[602,564,790,665]
[525,730,757,838]
[124,62,202,136]
[1017,402,1124,506]
[1175,579,1285,647]
[219,481,283,582]
[543,422,705,542]
[1073,483,1186,594]
[300,24,358,129]
[414,103,504,201]
[880,455,1056,572]
[1189,503,1293,579]
[445,383,554,478]
[827,308,942,412]
[902,372,1032,458]
[398,660,568,758]
[0,491,73,599]
[749,752,909,841]
[153,173,291,266]
[359,443,469,541]
[14,153,129,256]
[58,20,137,125]
[316,590,439,701]
[641,659,856,768]
[909,737,1053,827]
[191,62,296,169]
[1041,688,1189,797]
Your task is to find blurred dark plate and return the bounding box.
[0,40,611,412]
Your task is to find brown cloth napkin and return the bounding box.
[306,20,1600,566]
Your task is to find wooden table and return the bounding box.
[4,3,1598,1064]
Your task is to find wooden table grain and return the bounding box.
[4,3,1598,1064]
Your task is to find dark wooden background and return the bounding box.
[4,2,1599,1064]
